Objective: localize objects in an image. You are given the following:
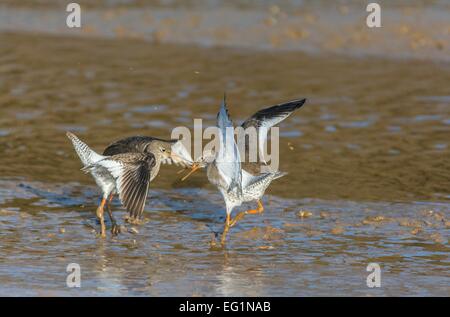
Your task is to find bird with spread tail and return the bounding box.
[67,132,192,237]
[182,97,306,246]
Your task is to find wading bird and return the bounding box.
[67,132,192,237]
[182,97,306,246]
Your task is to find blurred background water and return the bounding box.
[1,0,449,61]
[0,0,448,296]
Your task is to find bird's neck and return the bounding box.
[150,159,162,181]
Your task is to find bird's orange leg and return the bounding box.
[96,198,107,238]
[245,200,264,215]
[229,200,264,227]
[220,213,232,246]
[230,211,246,227]
[216,201,265,247]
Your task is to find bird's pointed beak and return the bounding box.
[169,152,189,166]
[170,151,181,161]
[181,163,200,181]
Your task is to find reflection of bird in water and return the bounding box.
[182,96,306,246]
[67,132,192,237]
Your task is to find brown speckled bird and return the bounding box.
[67,132,192,237]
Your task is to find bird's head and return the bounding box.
[180,149,215,181]
[145,140,173,160]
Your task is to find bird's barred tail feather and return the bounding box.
[66,132,105,167]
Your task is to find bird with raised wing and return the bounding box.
[182,96,306,246]
[67,132,192,237]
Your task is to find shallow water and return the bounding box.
[0,180,448,296]
[0,4,449,296]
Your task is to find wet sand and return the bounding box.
[0,2,449,296]
[1,32,449,202]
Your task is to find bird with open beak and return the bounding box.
[181,96,306,246]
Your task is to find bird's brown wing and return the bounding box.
[102,136,175,156]
[96,153,155,220]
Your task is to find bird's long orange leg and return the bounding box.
[220,213,232,246]
[96,198,107,238]
[245,200,264,215]
[216,201,265,247]
[229,200,264,227]
[229,211,246,227]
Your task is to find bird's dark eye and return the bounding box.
[161,148,166,152]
